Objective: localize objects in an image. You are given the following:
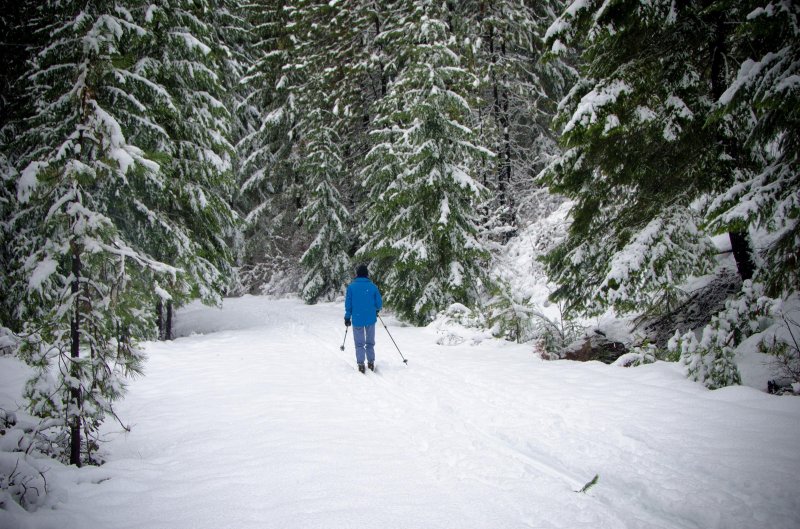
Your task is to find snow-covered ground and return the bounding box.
[2,296,799,529]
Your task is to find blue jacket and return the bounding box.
[345,277,382,327]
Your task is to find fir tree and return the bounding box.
[8,0,239,463]
[286,1,366,302]
[541,0,746,316]
[1,0,41,328]
[133,0,238,327]
[359,0,493,324]
[236,0,307,292]
[542,0,799,388]
[11,0,176,465]
[709,1,800,297]
[463,0,574,235]
[296,111,352,302]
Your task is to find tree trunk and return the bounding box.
[374,14,385,99]
[729,231,755,281]
[157,299,174,340]
[710,16,755,282]
[156,299,164,340]
[490,29,515,240]
[165,300,173,341]
[69,244,82,467]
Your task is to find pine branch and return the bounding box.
[575,474,599,494]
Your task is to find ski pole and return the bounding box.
[378,314,408,365]
[339,326,348,351]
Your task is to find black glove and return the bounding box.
[344,318,351,327]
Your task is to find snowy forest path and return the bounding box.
[46,297,800,529]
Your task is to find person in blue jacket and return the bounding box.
[344,264,383,373]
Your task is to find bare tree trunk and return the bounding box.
[729,231,754,281]
[165,300,173,341]
[709,16,755,282]
[156,299,164,340]
[69,243,82,467]
[156,298,174,340]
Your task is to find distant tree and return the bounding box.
[0,0,41,328]
[359,0,493,324]
[287,0,358,302]
[235,0,307,293]
[296,112,352,302]
[461,0,575,235]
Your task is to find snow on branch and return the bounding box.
[563,80,632,134]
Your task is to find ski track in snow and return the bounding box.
[6,296,800,529]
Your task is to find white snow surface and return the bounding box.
[3,296,800,529]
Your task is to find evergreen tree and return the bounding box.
[296,111,352,302]
[8,0,238,464]
[1,0,41,328]
[236,0,307,292]
[542,0,799,388]
[11,0,174,465]
[287,1,363,302]
[463,0,574,234]
[709,1,800,297]
[541,0,748,316]
[359,0,493,324]
[132,0,238,332]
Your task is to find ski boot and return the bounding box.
[358,363,366,374]
[367,362,375,372]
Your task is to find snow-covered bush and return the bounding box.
[485,289,538,344]
[0,452,48,513]
[230,257,303,298]
[0,327,18,357]
[531,308,585,357]
[484,281,584,351]
[614,340,658,368]
[669,281,780,389]
[759,297,800,392]
[429,304,493,347]
[0,409,52,512]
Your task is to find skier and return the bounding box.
[344,264,383,373]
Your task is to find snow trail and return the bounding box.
[6,296,799,529]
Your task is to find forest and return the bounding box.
[0,0,798,480]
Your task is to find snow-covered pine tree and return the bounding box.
[461,0,574,236]
[672,1,800,388]
[209,0,252,205]
[133,0,238,328]
[235,0,307,293]
[359,0,493,325]
[288,1,360,302]
[542,0,800,389]
[541,1,739,317]
[1,0,41,329]
[296,111,352,302]
[709,1,800,297]
[11,0,179,465]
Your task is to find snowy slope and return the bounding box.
[2,296,799,529]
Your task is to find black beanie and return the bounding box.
[356,264,369,278]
